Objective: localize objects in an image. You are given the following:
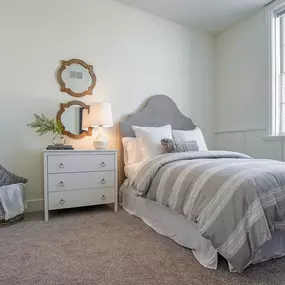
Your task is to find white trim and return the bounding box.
[263,135,285,140]
[214,128,285,140]
[267,0,285,136]
[25,199,44,212]
[214,128,265,135]
[267,3,275,135]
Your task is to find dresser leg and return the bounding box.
[114,202,118,212]
[45,210,49,221]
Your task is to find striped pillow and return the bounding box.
[0,165,28,187]
[161,138,199,153]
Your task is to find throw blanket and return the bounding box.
[131,151,285,272]
[0,183,25,221]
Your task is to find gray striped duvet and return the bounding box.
[131,151,285,272]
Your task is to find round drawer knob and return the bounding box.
[101,195,106,201]
[60,199,65,205]
[59,163,64,169]
[101,162,106,168]
[101,179,106,184]
[59,181,64,187]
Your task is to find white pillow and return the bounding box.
[172,128,208,151]
[122,137,143,166]
[132,125,173,160]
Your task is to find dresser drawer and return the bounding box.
[48,154,115,173]
[48,188,114,210]
[48,171,114,192]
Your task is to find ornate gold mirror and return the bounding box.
[57,101,93,139]
[57,59,96,98]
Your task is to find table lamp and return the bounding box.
[89,102,113,149]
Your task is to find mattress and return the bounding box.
[121,181,285,271]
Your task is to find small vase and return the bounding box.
[52,133,65,146]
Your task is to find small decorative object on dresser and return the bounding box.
[27,113,65,146]
[43,150,118,221]
[46,145,74,150]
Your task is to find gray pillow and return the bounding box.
[161,138,199,153]
[0,165,28,187]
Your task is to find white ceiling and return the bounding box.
[113,0,272,34]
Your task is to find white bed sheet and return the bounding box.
[121,181,285,271]
[124,163,142,180]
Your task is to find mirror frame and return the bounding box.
[56,100,93,139]
[57,59,96,98]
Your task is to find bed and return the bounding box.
[119,95,285,273]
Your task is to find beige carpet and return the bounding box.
[1,206,285,285]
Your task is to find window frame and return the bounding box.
[268,0,285,136]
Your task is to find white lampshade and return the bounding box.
[89,102,113,127]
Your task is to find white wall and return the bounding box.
[0,0,215,210]
[215,10,268,133]
[214,9,284,160]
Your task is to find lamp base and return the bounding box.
[93,126,108,149]
[93,140,108,150]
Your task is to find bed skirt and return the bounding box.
[120,181,285,271]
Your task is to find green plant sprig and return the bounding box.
[27,113,64,136]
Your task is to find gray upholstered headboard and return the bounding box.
[120,95,196,137]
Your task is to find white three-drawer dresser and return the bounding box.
[44,150,118,221]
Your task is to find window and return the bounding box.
[270,1,285,135]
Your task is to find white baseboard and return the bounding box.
[25,199,44,212]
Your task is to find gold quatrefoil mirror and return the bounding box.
[57,101,93,139]
[57,59,96,98]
